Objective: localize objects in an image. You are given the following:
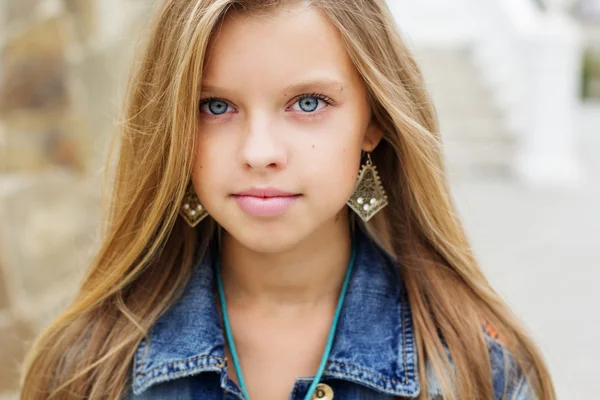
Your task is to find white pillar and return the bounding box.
[515,7,584,186]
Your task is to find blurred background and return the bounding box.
[0,0,598,398]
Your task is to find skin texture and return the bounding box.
[193,3,383,399]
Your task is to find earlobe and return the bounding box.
[362,122,384,152]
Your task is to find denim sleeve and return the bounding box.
[485,334,537,400]
[506,373,537,400]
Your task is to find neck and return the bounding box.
[219,214,353,310]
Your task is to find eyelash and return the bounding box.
[198,92,334,115]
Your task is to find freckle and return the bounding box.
[312,144,316,149]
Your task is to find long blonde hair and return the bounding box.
[21,1,555,399]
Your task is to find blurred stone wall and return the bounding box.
[0,0,153,395]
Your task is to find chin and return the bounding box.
[227,225,307,254]
[214,201,347,254]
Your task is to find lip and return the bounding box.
[232,187,301,217]
[234,187,298,197]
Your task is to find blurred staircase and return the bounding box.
[414,46,517,178]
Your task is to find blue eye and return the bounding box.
[199,99,230,115]
[298,97,318,112]
[292,93,332,113]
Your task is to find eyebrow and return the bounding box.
[200,78,346,96]
[282,78,346,95]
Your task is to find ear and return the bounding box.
[361,120,384,152]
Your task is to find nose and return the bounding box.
[238,116,287,171]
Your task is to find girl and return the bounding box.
[20,0,556,399]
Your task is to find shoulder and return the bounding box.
[425,319,537,400]
[481,319,538,400]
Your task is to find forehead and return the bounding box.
[201,3,361,93]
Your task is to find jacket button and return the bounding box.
[312,383,334,399]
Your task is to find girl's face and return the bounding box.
[193,3,382,253]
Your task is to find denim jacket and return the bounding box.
[126,228,534,399]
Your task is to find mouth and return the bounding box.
[232,187,301,217]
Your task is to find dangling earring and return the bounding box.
[347,152,388,222]
[179,181,209,227]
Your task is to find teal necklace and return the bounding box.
[215,243,356,400]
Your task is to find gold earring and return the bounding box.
[347,152,388,222]
[179,181,209,227]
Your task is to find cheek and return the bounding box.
[305,142,361,202]
[191,138,207,181]
[191,135,221,204]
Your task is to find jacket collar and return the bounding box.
[132,227,420,397]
